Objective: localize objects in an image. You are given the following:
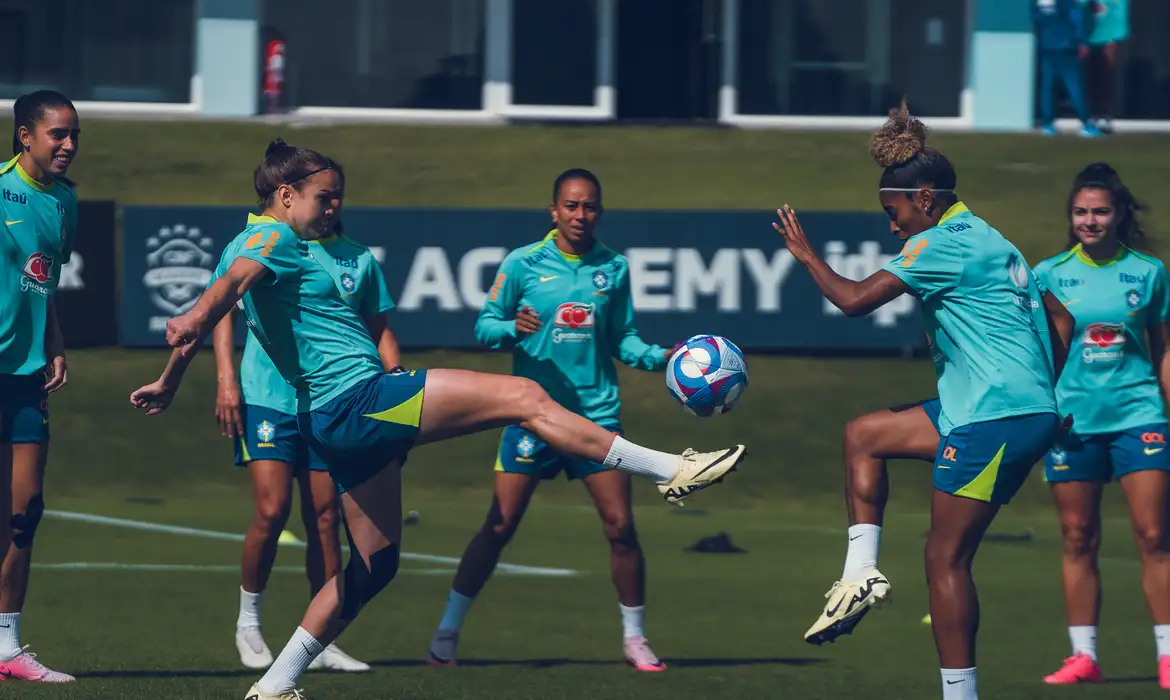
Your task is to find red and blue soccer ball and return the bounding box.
[666,335,749,417]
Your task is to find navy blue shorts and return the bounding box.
[233,404,327,472]
[300,370,427,493]
[915,398,1059,505]
[1045,423,1170,483]
[494,424,620,481]
[0,373,49,444]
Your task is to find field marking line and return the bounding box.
[45,509,578,577]
[32,562,458,575]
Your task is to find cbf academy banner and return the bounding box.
[120,206,923,352]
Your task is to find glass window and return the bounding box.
[262,0,485,110]
[0,0,195,103]
[736,0,963,117]
[511,0,598,106]
[1117,0,1170,119]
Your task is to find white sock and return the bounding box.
[841,524,881,580]
[0,613,20,660]
[237,587,263,629]
[438,590,475,632]
[258,627,324,694]
[1155,625,1170,658]
[941,667,978,700]
[620,604,645,639]
[1069,625,1098,660]
[603,436,678,484]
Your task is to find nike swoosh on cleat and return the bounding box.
[692,447,740,479]
[245,695,259,700]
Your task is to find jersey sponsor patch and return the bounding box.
[1081,322,1125,363]
[552,302,594,344]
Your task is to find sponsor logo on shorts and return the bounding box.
[942,446,958,463]
[1143,431,1165,455]
[1081,322,1125,363]
[257,420,277,448]
[552,302,594,344]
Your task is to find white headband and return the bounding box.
[879,188,954,193]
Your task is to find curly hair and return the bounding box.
[871,99,956,191]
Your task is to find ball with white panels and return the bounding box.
[666,335,749,417]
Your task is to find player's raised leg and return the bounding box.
[582,469,664,671]
[428,470,541,666]
[0,443,72,682]
[236,459,295,669]
[299,467,369,673]
[417,369,745,504]
[805,401,938,645]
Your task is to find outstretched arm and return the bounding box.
[773,205,911,316]
[167,257,272,354]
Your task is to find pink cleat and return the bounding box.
[1043,654,1102,685]
[623,636,666,672]
[1159,655,1170,690]
[0,646,75,682]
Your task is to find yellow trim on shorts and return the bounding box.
[954,443,1006,502]
[240,439,252,463]
[362,388,424,427]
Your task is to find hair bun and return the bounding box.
[869,98,929,169]
[265,138,289,157]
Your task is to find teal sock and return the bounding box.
[438,590,475,631]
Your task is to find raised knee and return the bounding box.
[1060,517,1100,558]
[512,378,553,422]
[844,415,880,451]
[340,543,400,620]
[10,494,44,549]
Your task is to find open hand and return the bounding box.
[515,306,542,336]
[43,354,68,393]
[772,205,817,265]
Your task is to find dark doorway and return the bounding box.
[616,0,722,121]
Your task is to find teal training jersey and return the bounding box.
[883,202,1057,436]
[1034,244,1169,434]
[1085,0,1129,45]
[0,156,78,375]
[211,214,384,412]
[477,231,667,427]
[238,232,395,415]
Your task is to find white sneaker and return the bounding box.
[306,643,370,672]
[244,683,307,699]
[658,445,746,506]
[236,626,274,669]
[804,569,891,645]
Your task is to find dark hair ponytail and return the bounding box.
[253,138,341,205]
[12,90,75,156]
[1065,162,1152,252]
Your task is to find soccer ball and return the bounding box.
[666,335,749,417]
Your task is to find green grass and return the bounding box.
[12,123,1170,697]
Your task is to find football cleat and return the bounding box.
[804,569,891,645]
[658,445,746,506]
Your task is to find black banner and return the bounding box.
[56,200,118,348]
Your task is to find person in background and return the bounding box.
[1034,0,1102,137]
[1081,0,1129,134]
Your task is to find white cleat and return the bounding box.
[658,445,747,506]
[244,683,307,700]
[306,643,370,672]
[236,626,274,669]
[804,568,891,645]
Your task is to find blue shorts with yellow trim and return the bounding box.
[1044,423,1170,483]
[300,370,427,493]
[234,404,327,472]
[495,424,620,481]
[919,399,1059,505]
[0,373,49,444]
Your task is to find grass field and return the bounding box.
[10,121,1170,698]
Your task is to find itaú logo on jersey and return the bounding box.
[552,302,594,343]
[20,253,53,296]
[1082,322,1125,363]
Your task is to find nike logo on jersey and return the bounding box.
[1146,447,1164,455]
[4,219,22,226]
[539,276,558,283]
